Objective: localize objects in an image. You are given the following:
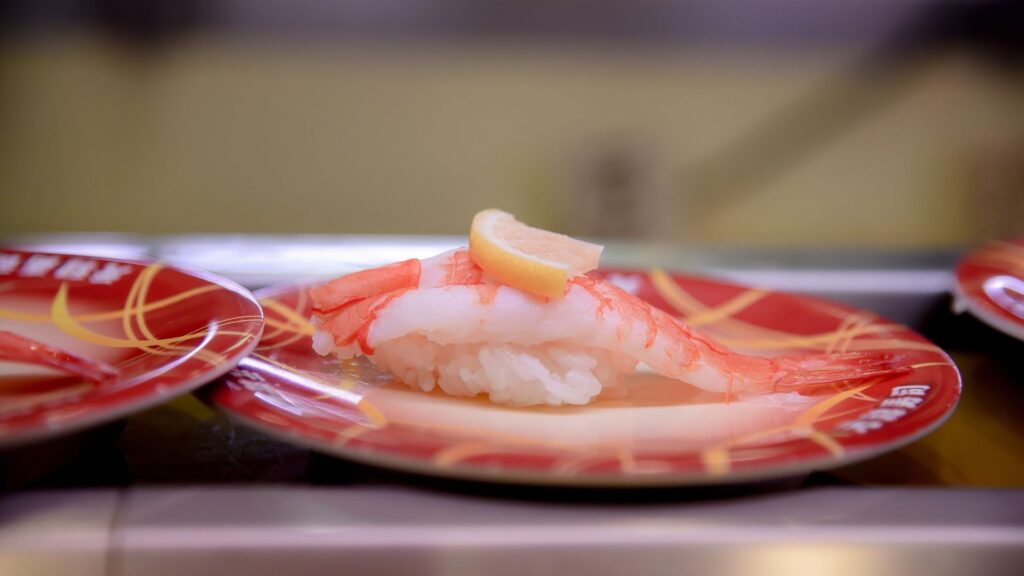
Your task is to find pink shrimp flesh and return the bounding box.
[0,330,119,384]
[308,249,907,399]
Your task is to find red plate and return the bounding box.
[954,237,1024,341]
[211,269,959,486]
[0,249,263,448]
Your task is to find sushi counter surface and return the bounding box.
[2,234,1023,575]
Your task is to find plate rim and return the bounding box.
[0,247,265,448]
[953,237,1024,342]
[212,268,961,487]
[213,358,960,488]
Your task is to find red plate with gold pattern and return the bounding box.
[211,270,959,486]
[0,249,263,448]
[954,237,1024,341]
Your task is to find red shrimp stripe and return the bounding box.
[319,289,414,355]
[444,250,485,286]
[319,298,379,349]
[309,259,421,314]
[574,276,659,348]
[353,289,414,355]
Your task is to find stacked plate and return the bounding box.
[0,249,263,448]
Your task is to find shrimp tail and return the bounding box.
[769,351,911,392]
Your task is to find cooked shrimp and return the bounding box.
[308,250,904,406]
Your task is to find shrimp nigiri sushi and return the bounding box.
[308,210,901,407]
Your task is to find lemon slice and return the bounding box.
[469,209,603,298]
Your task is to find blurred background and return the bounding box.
[1,0,1022,247]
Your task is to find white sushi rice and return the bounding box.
[368,335,636,406]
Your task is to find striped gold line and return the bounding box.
[261,297,315,336]
[433,442,494,467]
[81,284,220,321]
[810,406,875,424]
[852,391,878,402]
[826,313,860,354]
[132,265,228,365]
[699,388,867,475]
[356,399,387,428]
[649,268,707,317]
[842,339,943,353]
[701,447,731,476]
[0,285,221,324]
[716,323,910,350]
[52,284,250,348]
[336,425,371,445]
[650,267,908,354]
[121,271,151,355]
[259,292,314,347]
[0,308,48,322]
[262,317,301,333]
[685,289,768,327]
[794,382,874,427]
[132,264,165,356]
[256,326,308,351]
[833,313,875,354]
[808,430,844,457]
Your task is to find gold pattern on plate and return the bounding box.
[697,381,877,475]
[249,353,387,427]
[648,268,934,354]
[6,264,258,370]
[683,288,768,327]
[433,441,497,467]
[0,285,220,323]
[257,294,315,351]
[240,268,953,480]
